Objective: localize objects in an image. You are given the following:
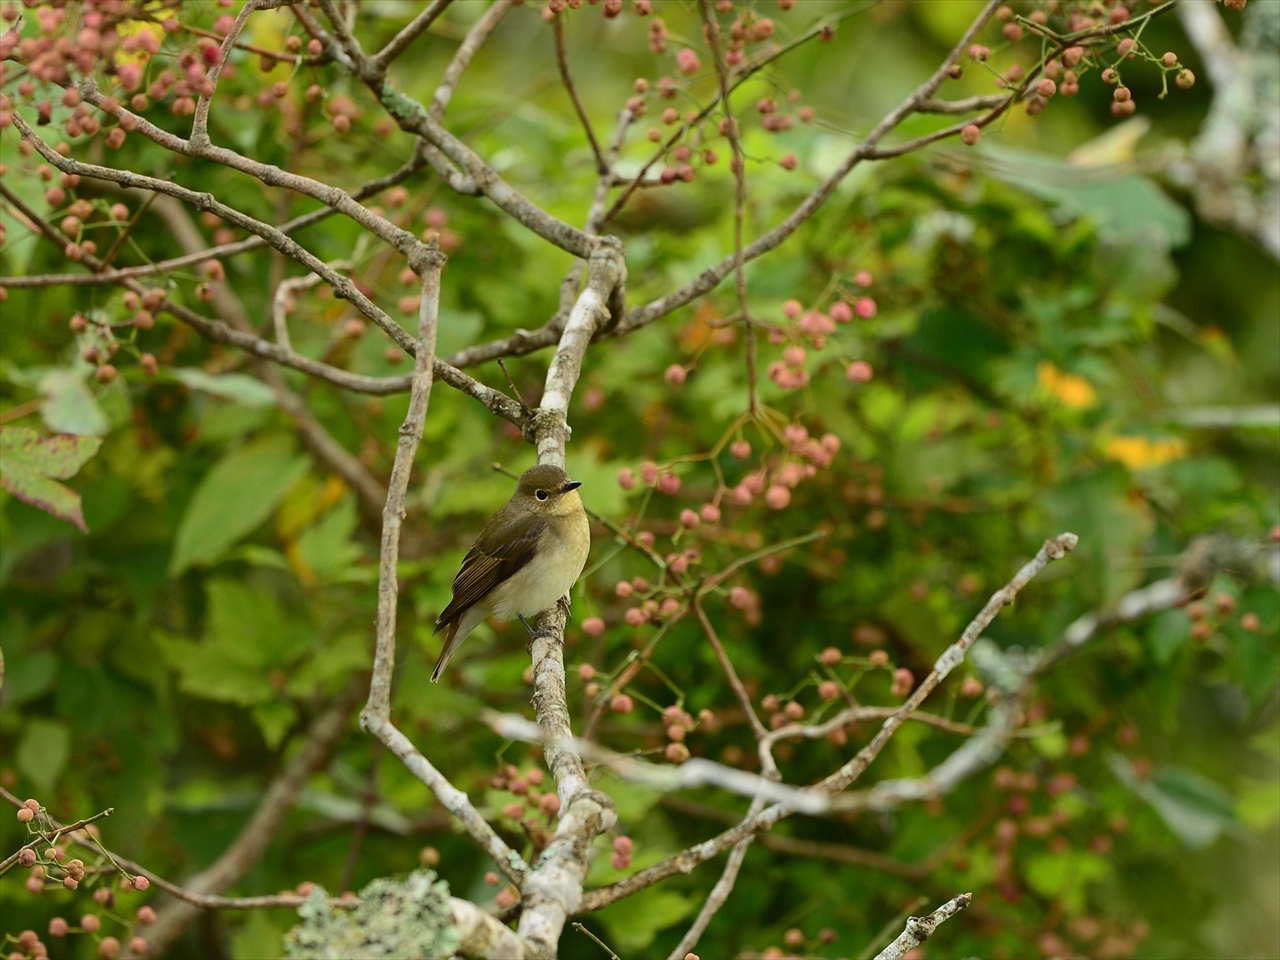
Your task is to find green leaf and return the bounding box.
[203,578,313,666]
[294,496,363,583]
[156,630,277,706]
[253,700,299,750]
[170,435,310,575]
[0,427,103,533]
[170,368,277,407]
[155,579,311,705]
[1024,849,1111,913]
[16,717,71,795]
[1110,755,1236,849]
[598,885,695,954]
[38,369,109,436]
[1236,779,1280,831]
[1,649,58,706]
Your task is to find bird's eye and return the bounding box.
[536,489,549,501]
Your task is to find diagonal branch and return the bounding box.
[576,533,1078,914]
[873,892,973,960]
[372,0,453,75]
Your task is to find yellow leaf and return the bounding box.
[1037,362,1097,409]
[1104,436,1188,469]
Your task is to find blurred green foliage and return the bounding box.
[1,2,1277,959]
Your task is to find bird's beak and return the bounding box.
[563,480,583,492]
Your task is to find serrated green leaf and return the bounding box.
[0,427,103,532]
[170,435,310,575]
[294,496,363,583]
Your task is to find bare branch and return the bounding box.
[667,798,764,960]
[873,892,972,960]
[577,533,1078,913]
[430,1,515,122]
[372,0,453,74]
[0,148,428,289]
[514,241,627,956]
[192,0,257,146]
[486,713,832,814]
[699,0,757,412]
[916,94,1010,114]
[553,14,605,174]
[358,244,531,889]
[139,683,363,953]
[451,896,539,959]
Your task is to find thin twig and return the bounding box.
[192,0,258,146]
[576,533,1078,914]
[553,13,605,173]
[699,0,756,412]
[873,892,972,960]
[371,0,453,74]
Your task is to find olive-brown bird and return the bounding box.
[431,464,590,681]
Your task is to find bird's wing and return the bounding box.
[434,513,545,631]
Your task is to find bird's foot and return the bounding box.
[558,594,573,620]
[518,614,557,653]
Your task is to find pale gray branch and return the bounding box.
[873,892,973,960]
[358,245,530,891]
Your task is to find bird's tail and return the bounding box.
[431,620,461,682]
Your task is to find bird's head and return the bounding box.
[515,464,584,517]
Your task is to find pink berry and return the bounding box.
[854,297,877,319]
[699,503,721,524]
[618,467,635,490]
[779,153,797,171]
[765,485,791,510]
[830,301,853,323]
[658,472,681,495]
[961,124,981,146]
[782,299,802,318]
[680,509,700,528]
[846,361,873,383]
[611,694,634,714]
[730,439,751,459]
[582,617,606,637]
[640,461,659,485]
[665,364,687,385]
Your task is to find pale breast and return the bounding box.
[490,512,590,620]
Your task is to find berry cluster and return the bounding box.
[11,800,155,960]
[488,764,563,862]
[948,0,1211,147]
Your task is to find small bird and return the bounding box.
[431,463,590,681]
